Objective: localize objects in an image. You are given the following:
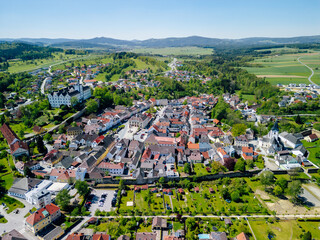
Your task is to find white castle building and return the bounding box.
[47,83,91,108]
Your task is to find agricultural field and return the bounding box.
[132,47,214,56]
[243,52,320,85]
[250,218,320,240]
[7,53,84,73]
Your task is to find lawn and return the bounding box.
[0,195,25,213]
[0,216,7,223]
[133,47,214,56]
[241,94,256,101]
[119,190,134,213]
[301,139,320,166]
[193,163,211,176]
[250,219,320,240]
[134,190,164,214]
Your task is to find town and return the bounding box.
[1,4,320,237]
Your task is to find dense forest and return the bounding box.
[0,42,62,63]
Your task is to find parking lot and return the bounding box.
[88,189,116,214]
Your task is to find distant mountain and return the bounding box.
[1,35,320,49]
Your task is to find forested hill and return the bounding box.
[2,35,320,49]
[0,42,62,62]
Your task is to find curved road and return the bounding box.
[297,56,317,86]
[41,55,91,95]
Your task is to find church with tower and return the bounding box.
[258,120,284,155]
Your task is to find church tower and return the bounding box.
[268,120,279,139]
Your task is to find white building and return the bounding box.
[47,83,91,108]
[25,180,53,208]
[97,162,125,175]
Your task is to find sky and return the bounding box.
[1,0,319,40]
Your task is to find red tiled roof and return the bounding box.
[26,203,60,226]
[0,123,19,145]
[92,233,111,240]
[66,233,84,240]
[98,162,124,170]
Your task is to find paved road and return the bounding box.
[297,56,317,86]
[168,58,177,72]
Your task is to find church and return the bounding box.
[258,120,283,155]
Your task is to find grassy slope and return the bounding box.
[7,53,82,73]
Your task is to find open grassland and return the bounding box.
[7,53,84,73]
[250,219,320,240]
[243,52,320,85]
[132,47,214,56]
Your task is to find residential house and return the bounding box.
[97,162,125,175]
[0,123,29,157]
[305,134,318,142]
[152,217,167,230]
[25,203,61,233]
[135,232,157,240]
[67,126,83,136]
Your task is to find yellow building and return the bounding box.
[25,203,61,233]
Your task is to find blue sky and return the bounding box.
[1,0,319,40]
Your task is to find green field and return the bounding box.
[250,219,320,240]
[132,47,214,56]
[7,53,84,73]
[243,52,320,85]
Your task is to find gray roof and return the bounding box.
[2,229,28,240]
[8,178,42,196]
[280,132,301,145]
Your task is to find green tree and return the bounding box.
[288,180,303,201]
[43,133,53,142]
[275,177,288,191]
[85,98,99,114]
[301,231,312,240]
[231,123,247,137]
[183,99,187,105]
[36,136,46,154]
[183,162,191,174]
[159,177,165,186]
[234,159,246,172]
[260,171,274,190]
[273,185,283,196]
[24,167,34,178]
[55,189,71,211]
[71,96,79,107]
[231,190,240,202]
[75,180,89,197]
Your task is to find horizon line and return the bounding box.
[1,34,320,42]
